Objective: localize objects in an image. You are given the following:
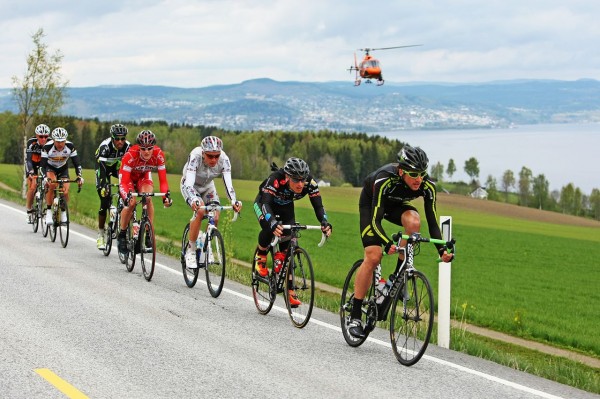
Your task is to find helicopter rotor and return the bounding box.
[358,44,422,55]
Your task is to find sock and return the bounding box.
[351,297,364,320]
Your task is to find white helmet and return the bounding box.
[35,124,50,136]
[51,127,68,142]
[200,136,223,152]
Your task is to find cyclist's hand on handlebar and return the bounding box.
[439,247,454,262]
[76,176,84,186]
[232,200,242,213]
[320,221,332,237]
[43,176,52,186]
[191,198,202,211]
[384,241,398,255]
[270,221,284,237]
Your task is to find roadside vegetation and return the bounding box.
[1,163,598,393]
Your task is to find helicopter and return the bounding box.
[348,44,422,86]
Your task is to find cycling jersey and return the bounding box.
[119,144,169,200]
[25,137,44,175]
[180,147,237,205]
[359,163,443,251]
[95,137,131,188]
[254,168,327,231]
[40,140,83,177]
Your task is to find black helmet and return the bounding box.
[397,145,429,171]
[136,130,156,146]
[283,157,309,180]
[110,123,128,139]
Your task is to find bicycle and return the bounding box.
[31,171,45,234]
[340,231,456,366]
[180,201,240,297]
[47,178,81,248]
[123,192,168,282]
[251,223,327,328]
[100,183,123,257]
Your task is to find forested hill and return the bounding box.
[1,78,600,132]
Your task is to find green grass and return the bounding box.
[2,164,599,393]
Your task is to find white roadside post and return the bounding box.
[438,216,452,349]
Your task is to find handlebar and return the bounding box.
[49,178,82,193]
[391,231,456,260]
[192,200,241,222]
[270,224,328,248]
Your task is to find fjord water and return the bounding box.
[377,123,600,194]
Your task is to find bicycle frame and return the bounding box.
[192,202,239,254]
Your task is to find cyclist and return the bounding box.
[41,127,84,226]
[253,157,332,306]
[347,145,454,339]
[181,136,242,269]
[94,124,131,250]
[25,124,50,223]
[117,129,172,255]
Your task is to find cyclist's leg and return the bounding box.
[118,180,136,252]
[139,173,154,223]
[44,170,58,224]
[385,205,420,258]
[202,182,220,226]
[26,173,37,210]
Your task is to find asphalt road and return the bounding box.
[0,199,596,399]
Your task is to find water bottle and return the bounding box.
[132,221,140,239]
[374,264,387,304]
[274,251,285,273]
[53,197,59,206]
[381,274,395,297]
[109,205,117,223]
[197,232,207,263]
[35,191,40,200]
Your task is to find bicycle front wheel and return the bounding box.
[390,270,434,366]
[49,205,57,242]
[180,223,199,288]
[59,201,69,248]
[139,219,156,281]
[41,201,49,238]
[285,247,314,328]
[251,248,275,315]
[32,193,40,233]
[125,221,135,272]
[205,229,226,298]
[103,222,112,256]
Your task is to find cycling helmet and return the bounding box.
[200,136,223,152]
[397,145,429,171]
[136,130,156,146]
[283,157,310,180]
[51,127,68,142]
[35,124,50,136]
[110,123,128,139]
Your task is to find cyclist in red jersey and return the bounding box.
[117,130,172,255]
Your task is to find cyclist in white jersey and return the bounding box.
[41,127,84,225]
[180,136,242,268]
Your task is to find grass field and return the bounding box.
[2,163,599,393]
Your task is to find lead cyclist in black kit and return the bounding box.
[347,145,455,338]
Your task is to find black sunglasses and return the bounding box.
[114,137,126,141]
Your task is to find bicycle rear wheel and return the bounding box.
[251,248,275,315]
[390,270,434,366]
[139,219,156,281]
[340,259,377,347]
[180,223,199,288]
[59,201,69,248]
[285,247,314,328]
[41,199,49,237]
[205,229,225,298]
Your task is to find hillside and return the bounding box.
[2,78,600,132]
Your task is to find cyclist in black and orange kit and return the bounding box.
[253,157,332,306]
[94,124,131,250]
[347,145,454,338]
[25,124,50,223]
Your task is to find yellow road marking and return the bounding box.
[34,368,89,399]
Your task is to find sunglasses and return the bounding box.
[288,175,304,183]
[204,153,220,160]
[140,146,154,152]
[404,170,427,179]
[37,135,49,139]
[114,137,126,141]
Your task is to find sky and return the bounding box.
[2,0,600,88]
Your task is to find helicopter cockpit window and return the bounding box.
[366,60,379,67]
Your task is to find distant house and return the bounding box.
[470,187,488,199]
[316,179,331,187]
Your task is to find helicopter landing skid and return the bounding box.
[354,79,361,86]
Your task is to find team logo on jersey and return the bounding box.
[273,179,279,189]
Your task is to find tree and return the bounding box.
[430,161,444,182]
[463,157,480,184]
[446,159,456,180]
[532,174,550,210]
[518,166,532,207]
[12,28,68,197]
[501,169,515,201]
[559,183,575,214]
[485,175,500,201]
[590,188,600,220]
